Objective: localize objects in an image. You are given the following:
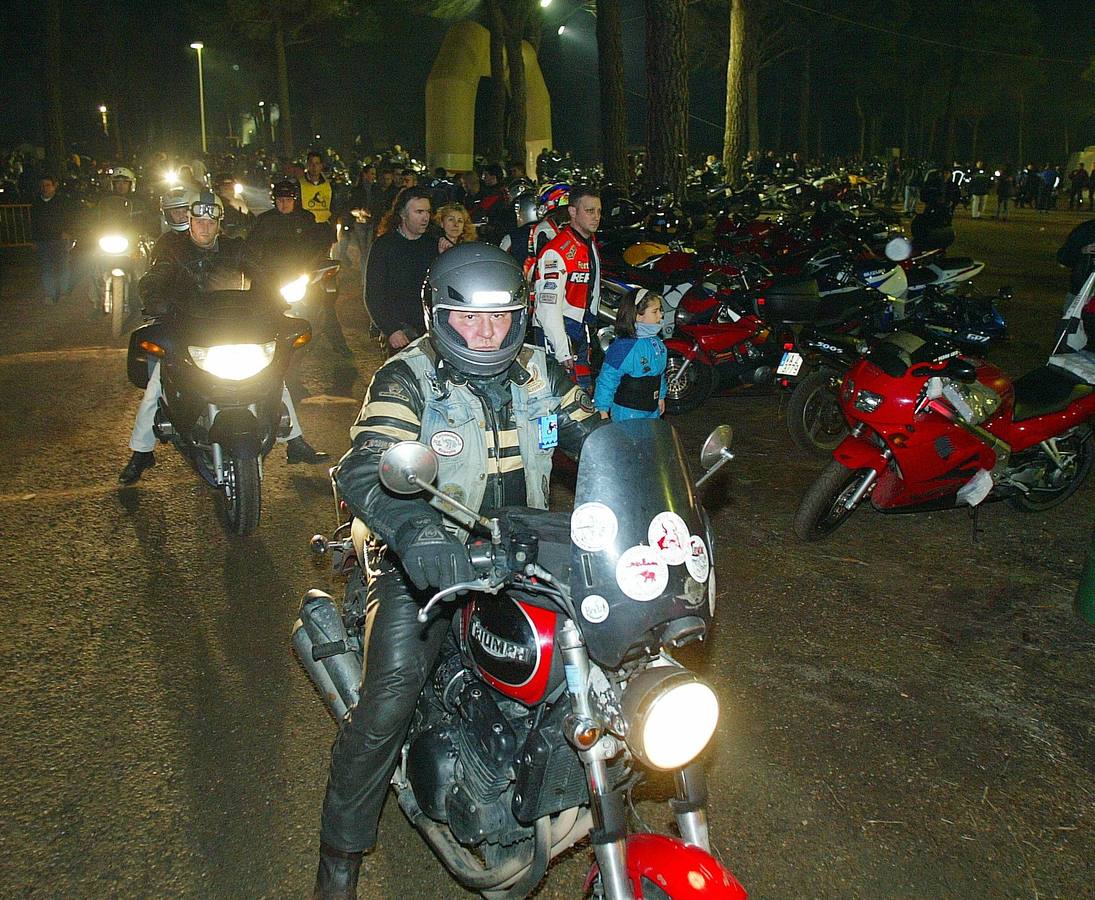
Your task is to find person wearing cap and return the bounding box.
[311,243,599,899]
[118,192,328,485]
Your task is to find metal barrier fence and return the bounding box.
[0,204,33,247]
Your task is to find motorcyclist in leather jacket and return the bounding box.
[312,243,600,899]
[118,192,327,485]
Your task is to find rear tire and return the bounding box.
[218,453,261,536]
[786,368,847,458]
[664,352,715,415]
[794,461,873,541]
[1010,428,1092,512]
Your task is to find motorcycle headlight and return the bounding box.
[622,666,719,771]
[188,341,277,380]
[99,234,129,255]
[854,389,884,413]
[280,275,309,304]
[233,182,244,198]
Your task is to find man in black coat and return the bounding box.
[30,174,74,304]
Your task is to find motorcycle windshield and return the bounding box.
[177,288,287,346]
[571,419,714,667]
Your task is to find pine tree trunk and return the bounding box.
[645,0,689,196]
[503,2,528,168]
[747,66,760,153]
[43,0,66,173]
[723,0,746,182]
[597,0,628,190]
[854,96,865,159]
[798,43,810,156]
[970,116,981,162]
[1017,88,1024,164]
[941,48,962,163]
[274,21,294,154]
[485,0,507,162]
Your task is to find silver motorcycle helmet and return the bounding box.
[424,243,529,378]
[160,186,195,232]
[514,191,538,227]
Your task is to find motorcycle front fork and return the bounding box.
[205,403,263,495]
[558,619,713,900]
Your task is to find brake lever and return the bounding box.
[416,575,506,623]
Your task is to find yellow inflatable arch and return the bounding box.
[425,21,552,178]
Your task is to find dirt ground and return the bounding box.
[0,204,1091,899]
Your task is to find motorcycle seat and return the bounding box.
[1012,365,1093,421]
[935,256,975,271]
[816,289,876,326]
[906,267,936,288]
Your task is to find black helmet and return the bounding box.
[271,178,300,202]
[424,244,528,378]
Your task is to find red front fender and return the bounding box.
[584,834,747,899]
[832,432,888,473]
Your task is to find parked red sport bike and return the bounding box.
[794,328,1095,540]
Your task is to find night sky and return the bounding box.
[1,0,1092,165]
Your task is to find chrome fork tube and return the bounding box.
[671,764,711,850]
[557,619,633,900]
[208,404,226,484]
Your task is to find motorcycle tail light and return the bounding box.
[783,341,794,351]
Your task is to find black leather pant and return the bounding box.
[320,547,451,853]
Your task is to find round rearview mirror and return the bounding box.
[378,441,438,494]
[700,425,734,470]
[884,236,913,262]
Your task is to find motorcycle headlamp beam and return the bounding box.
[98,234,129,255]
[621,667,719,771]
[188,341,277,380]
[280,275,309,304]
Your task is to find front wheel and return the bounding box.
[794,461,874,541]
[1010,427,1093,512]
[110,273,127,337]
[786,368,848,458]
[217,453,261,535]
[664,352,715,415]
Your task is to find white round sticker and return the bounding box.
[581,594,610,624]
[686,535,711,584]
[615,545,669,602]
[430,431,464,457]
[571,502,618,552]
[648,511,690,566]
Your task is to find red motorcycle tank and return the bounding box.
[460,597,561,706]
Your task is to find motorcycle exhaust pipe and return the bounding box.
[291,589,362,722]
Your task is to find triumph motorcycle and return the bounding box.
[294,420,748,899]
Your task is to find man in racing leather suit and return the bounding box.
[312,243,599,899]
[531,186,602,390]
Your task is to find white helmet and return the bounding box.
[111,166,137,190]
[161,186,195,232]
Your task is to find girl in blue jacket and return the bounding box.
[594,288,667,420]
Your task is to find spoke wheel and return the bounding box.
[787,369,848,457]
[794,461,873,541]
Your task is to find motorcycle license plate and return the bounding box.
[777,351,804,376]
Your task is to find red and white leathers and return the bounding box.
[531,225,601,383]
[522,211,567,280]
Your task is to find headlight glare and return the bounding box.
[280,275,309,304]
[99,234,129,255]
[189,341,277,380]
[622,667,719,770]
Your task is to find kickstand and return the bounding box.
[968,504,984,544]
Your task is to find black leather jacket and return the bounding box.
[138,232,249,317]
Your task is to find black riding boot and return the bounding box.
[312,842,363,900]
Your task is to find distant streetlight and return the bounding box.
[558,25,566,35]
[190,41,207,153]
[540,0,552,7]
[97,104,109,137]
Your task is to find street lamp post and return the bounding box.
[98,104,109,137]
[190,41,207,153]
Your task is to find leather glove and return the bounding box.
[392,516,474,591]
